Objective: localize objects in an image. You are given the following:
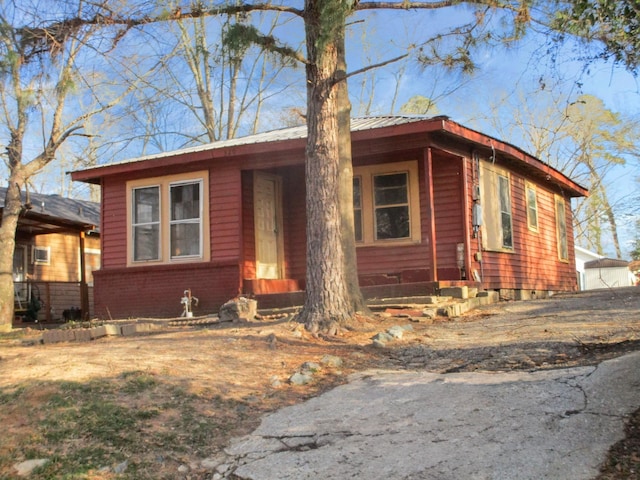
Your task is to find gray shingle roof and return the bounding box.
[0,187,100,231]
[584,258,630,269]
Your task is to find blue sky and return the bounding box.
[18,3,638,257]
[340,8,639,258]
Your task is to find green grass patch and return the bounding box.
[0,372,249,479]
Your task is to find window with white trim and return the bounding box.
[480,161,514,251]
[32,245,51,265]
[132,186,161,261]
[352,161,421,245]
[128,172,209,265]
[170,181,202,258]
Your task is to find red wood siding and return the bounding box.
[241,171,256,280]
[354,151,431,284]
[432,154,465,280]
[210,167,243,263]
[96,166,244,317]
[87,124,582,316]
[101,177,127,268]
[93,262,240,319]
[478,166,577,292]
[282,167,307,280]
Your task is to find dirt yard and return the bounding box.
[0,287,638,479]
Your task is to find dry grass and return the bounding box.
[0,287,638,479]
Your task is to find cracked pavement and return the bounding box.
[219,351,640,480]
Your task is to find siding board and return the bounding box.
[87,119,582,316]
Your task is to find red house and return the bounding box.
[71,116,587,319]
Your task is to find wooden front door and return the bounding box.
[254,173,283,279]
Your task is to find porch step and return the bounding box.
[369,290,500,318]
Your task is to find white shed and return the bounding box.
[575,246,603,290]
[583,258,635,290]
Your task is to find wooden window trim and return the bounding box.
[353,160,421,247]
[126,171,210,266]
[480,161,514,253]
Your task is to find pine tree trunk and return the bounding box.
[298,0,355,334]
[336,23,370,316]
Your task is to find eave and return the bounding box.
[70,116,588,197]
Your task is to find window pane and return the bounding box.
[556,198,568,260]
[170,181,202,258]
[354,210,363,242]
[498,175,513,248]
[353,177,362,242]
[501,212,513,247]
[498,176,511,210]
[374,173,408,205]
[527,187,538,229]
[134,187,159,224]
[171,223,200,257]
[134,224,160,261]
[171,183,200,220]
[133,186,160,261]
[376,206,410,239]
[353,177,361,208]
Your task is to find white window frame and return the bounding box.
[32,245,51,265]
[169,180,204,260]
[127,171,210,266]
[353,161,421,246]
[132,184,161,262]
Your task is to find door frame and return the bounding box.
[253,171,285,279]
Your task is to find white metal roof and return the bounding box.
[77,116,434,172]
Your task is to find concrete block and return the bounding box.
[468,297,483,309]
[421,296,441,305]
[73,329,92,342]
[90,326,108,340]
[477,290,500,304]
[499,289,515,301]
[42,330,61,344]
[120,323,157,336]
[440,303,463,317]
[439,286,469,299]
[104,324,120,336]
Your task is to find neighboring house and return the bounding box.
[575,246,603,290]
[71,116,588,319]
[583,258,636,290]
[0,188,100,322]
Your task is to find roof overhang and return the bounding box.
[70,116,588,198]
[3,208,98,236]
